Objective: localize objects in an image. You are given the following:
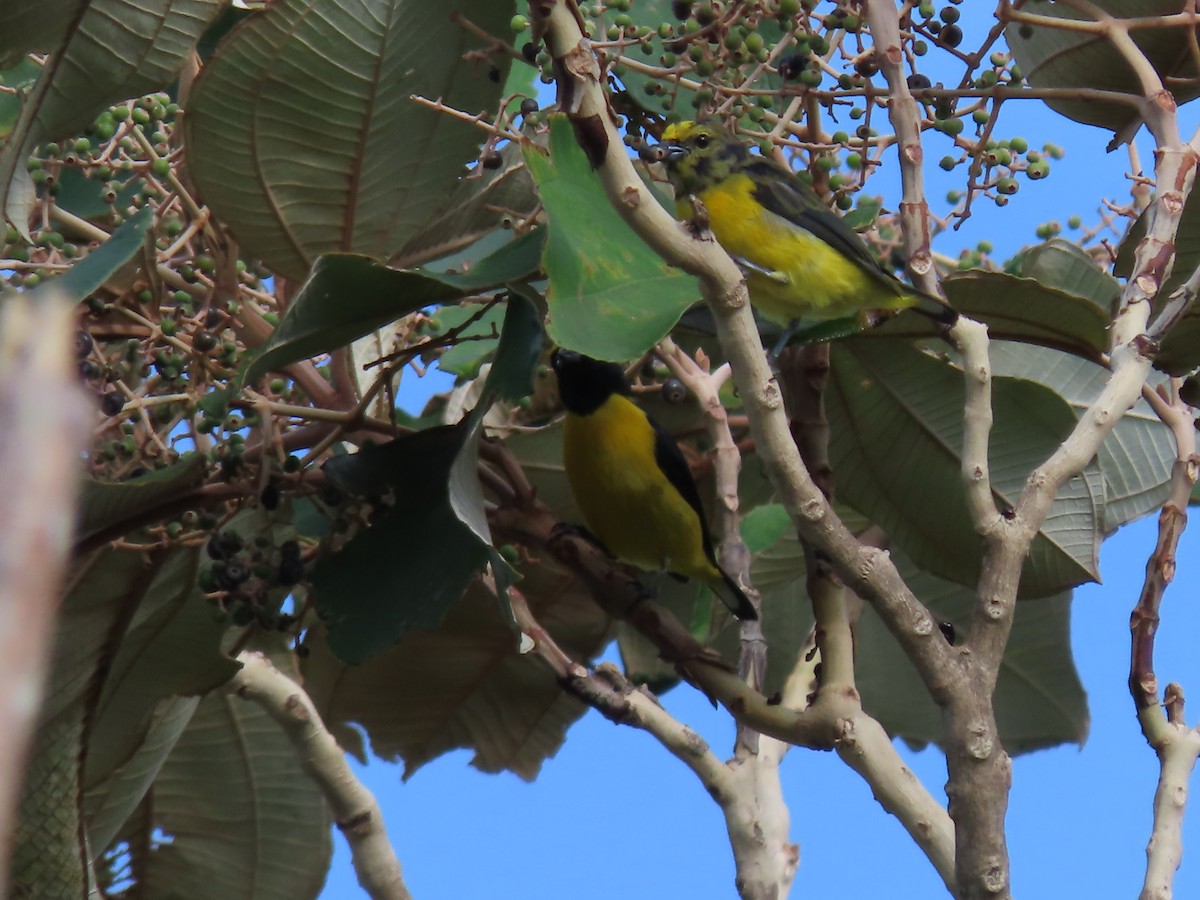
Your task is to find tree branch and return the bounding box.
[0,292,90,900]
[227,651,411,900]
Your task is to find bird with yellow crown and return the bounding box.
[658,120,958,332]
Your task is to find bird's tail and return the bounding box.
[711,568,758,621]
[909,289,959,326]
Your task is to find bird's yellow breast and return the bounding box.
[677,173,886,323]
[562,396,715,581]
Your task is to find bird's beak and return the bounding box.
[660,143,688,163]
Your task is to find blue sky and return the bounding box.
[318,7,1200,898]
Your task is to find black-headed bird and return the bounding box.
[659,120,958,329]
[551,349,757,620]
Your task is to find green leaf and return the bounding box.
[242,227,543,385]
[988,342,1175,532]
[53,206,152,301]
[303,572,612,780]
[525,115,700,360]
[0,0,223,235]
[1016,238,1122,309]
[827,340,1101,597]
[138,642,331,899]
[740,503,792,554]
[53,165,139,221]
[1155,311,1200,375]
[0,1,86,61]
[0,59,42,139]
[857,555,1088,755]
[1006,0,1200,135]
[939,270,1110,360]
[395,137,539,268]
[481,287,543,402]
[428,302,507,379]
[76,451,206,543]
[314,295,540,662]
[183,0,514,279]
[315,424,492,663]
[86,696,199,854]
[84,549,239,791]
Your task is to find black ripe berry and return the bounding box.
[939,23,963,47]
[661,378,688,403]
[260,482,281,511]
[777,53,807,81]
[279,557,305,587]
[519,97,538,116]
[487,66,500,83]
[75,330,94,358]
[481,150,503,170]
[521,42,538,63]
[193,331,218,352]
[217,561,250,590]
[100,391,124,417]
[906,73,932,91]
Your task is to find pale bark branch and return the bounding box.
[1128,384,1200,900]
[0,292,90,900]
[227,652,411,900]
[1138,688,1200,900]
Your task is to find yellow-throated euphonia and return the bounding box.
[551,349,757,620]
[659,121,958,328]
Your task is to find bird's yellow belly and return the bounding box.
[690,183,878,323]
[563,401,712,580]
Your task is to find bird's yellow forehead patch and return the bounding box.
[661,121,701,142]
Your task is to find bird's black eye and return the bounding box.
[694,133,710,149]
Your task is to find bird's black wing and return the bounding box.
[649,415,719,566]
[743,158,907,294]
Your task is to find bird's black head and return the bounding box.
[551,349,631,415]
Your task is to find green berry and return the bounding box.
[1026,159,1050,179]
[510,14,528,31]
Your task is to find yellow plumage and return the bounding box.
[660,121,957,327]
[552,350,756,620]
[563,394,714,579]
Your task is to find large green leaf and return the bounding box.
[76,451,207,544]
[1006,0,1200,135]
[1156,311,1200,375]
[0,1,86,61]
[242,227,543,385]
[1114,191,1200,373]
[827,340,1102,597]
[0,0,222,235]
[53,206,152,299]
[86,696,200,854]
[525,115,700,360]
[857,555,1088,754]
[394,137,540,268]
[84,549,239,790]
[137,643,331,900]
[303,571,612,780]
[184,0,514,279]
[1015,238,1123,309]
[905,271,1111,361]
[313,294,542,663]
[0,59,42,139]
[988,342,1174,532]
